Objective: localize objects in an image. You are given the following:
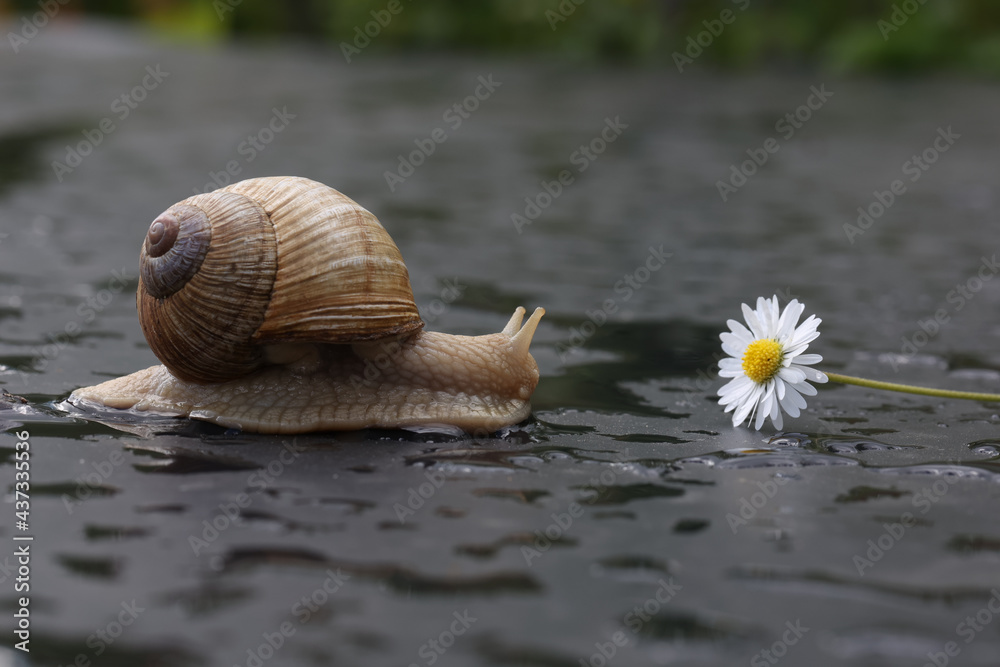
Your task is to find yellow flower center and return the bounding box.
[742,339,784,384]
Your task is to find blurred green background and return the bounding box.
[4,0,1000,74]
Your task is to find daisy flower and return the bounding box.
[718,296,828,430]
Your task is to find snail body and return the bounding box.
[70,176,544,434]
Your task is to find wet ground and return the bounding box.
[2,20,1000,667]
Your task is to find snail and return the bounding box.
[69,176,544,434]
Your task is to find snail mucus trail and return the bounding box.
[70,176,544,434]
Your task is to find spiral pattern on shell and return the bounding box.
[140,205,212,299]
[136,177,423,384]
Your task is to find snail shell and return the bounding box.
[138,176,423,383]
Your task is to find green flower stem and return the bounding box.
[824,372,1000,403]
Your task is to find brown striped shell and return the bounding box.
[137,176,423,383]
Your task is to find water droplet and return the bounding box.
[715,454,858,469]
[766,432,811,448]
[877,464,1000,482]
[968,439,1000,458]
[814,434,912,453]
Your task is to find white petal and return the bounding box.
[793,353,823,366]
[717,376,740,395]
[779,383,807,417]
[719,392,743,410]
[789,329,820,347]
[792,365,828,383]
[725,320,754,345]
[716,375,753,398]
[719,375,753,400]
[754,383,775,430]
[778,366,806,385]
[777,300,804,340]
[742,399,758,428]
[786,382,809,406]
[762,297,780,336]
[794,380,819,396]
[721,336,747,359]
[754,400,768,430]
[742,303,765,340]
[723,377,759,409]
[733,383,764,425]
[783,338,820,359]
[719,358,743,371]
[756,303,774,338]
[731,392,753,424]
[769,398,783,430]
[720,382,758,414]
[787,316,821,347]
